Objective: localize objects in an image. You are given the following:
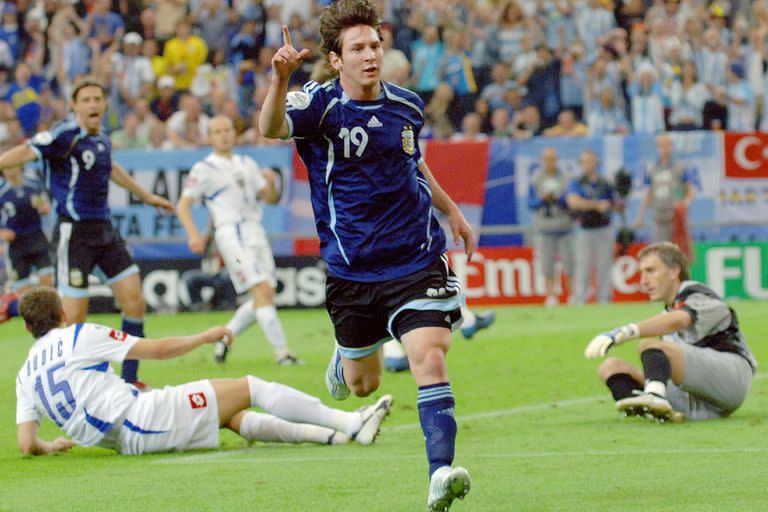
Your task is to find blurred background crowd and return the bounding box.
[0,0,764,149]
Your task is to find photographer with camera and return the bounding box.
[566,150,617,305]
[529,147,573,307]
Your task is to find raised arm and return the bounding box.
[17,421,75,457]
[418,159,476,259]
[111,161,174,212]
[0,144,38,170]
[259,26,311,139]
[125,326,233,360]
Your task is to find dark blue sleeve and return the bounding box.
[285,82,329,139]
[566,179,582,197]
[28,123,79,163]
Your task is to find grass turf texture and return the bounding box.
[1,302,767,511]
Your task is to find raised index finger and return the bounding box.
[282,25,292,47]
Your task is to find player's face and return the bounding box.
[209,119,235,153]
[73,85,106,133]
[639,253,678,303]
[332,25,383,93]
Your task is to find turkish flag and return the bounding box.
[724,133,768,179]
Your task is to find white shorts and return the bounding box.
[216,222,276,294]
[116,380,220,455]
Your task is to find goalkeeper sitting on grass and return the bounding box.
[584,242,756,422]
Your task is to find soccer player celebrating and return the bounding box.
[259,2,474,509]
[0,77,174,389]
[0,165,54,322]
[177,115,302,366]
[585,242,757,422]
[15,287,392,456]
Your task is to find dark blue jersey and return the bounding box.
[28,120,113,221]
[286,79,446,282]
[0,176,44,236]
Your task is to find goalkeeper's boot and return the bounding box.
[352,394,393,445]
[428,466,471,511]
[616,391,684,423]
[325,346,350,400]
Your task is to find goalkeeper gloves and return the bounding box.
[584,323,640,359]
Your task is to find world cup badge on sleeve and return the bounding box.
[401,125,415,155]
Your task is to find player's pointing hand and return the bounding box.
[272,25,312,81]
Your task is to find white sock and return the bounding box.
[254,305,289,356]
[247,375,362,435]
[461,305,476,328]
[644,380,667,398]
[238,411,336,444]
[226,299,257,337]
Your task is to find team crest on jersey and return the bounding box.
[109,329,128,341]
[286,91,310,110]
[401,125,415,155]
[188,392,207,409]
[69,269,84,287]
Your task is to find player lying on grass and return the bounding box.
[15,287,392,456]
[584,242,756,422]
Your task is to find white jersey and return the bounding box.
[182,152,268,228]
[16,323,140,447]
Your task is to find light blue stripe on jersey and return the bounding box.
[383,83,424,118]
[417,177,433,252]
[72,323,84,349]
[81,362,109,373]
[327,181,350,266]
[84,408,113,433]
[386,294,463,339]
[123,419,166,435]
[65,156,81,220]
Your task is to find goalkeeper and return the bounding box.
[584,242,756,422]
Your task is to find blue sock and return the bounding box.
[121,316,144,382]
[8,298,19,317]
[418,382,457,478]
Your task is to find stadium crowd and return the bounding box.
[0,0,763,149]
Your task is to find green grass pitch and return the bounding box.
[1,302,767,511]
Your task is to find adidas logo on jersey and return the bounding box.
[367,116,383,128]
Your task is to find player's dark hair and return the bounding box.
[638,242,690,281]
[19,287,64,339]
[71,76,106,103]
[319,0,382,56]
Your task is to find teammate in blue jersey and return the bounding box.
[260,2,474,510]
[0,77,173,389]
[0,165,53,323]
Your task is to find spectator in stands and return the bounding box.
[560,41,587,120]
[410,24,443,103]
[669,60,709,130]
[511,104,543,138]
[143,38,167,80]
[518,44,561,128]
[577,0,616,61]
[542,0,578,51]
[192,0,236,54]
[381,24,410,86]
[627,61,665,133]
[543,109,589,137]
[138,8,157,42]
[6,62,44,138]
[48,7,89,98]
[163,18,208,91]
[156,0,189,44]
[440,27,478,129]
[113,32,155,118]
[529,147,573,307]
[467,3,499,89]
[150,75,180,121]
[424,83,455,140]
[497,0,529,66]
[723,62,755,131]
[147,121,174,150]
[110,113,149,149]
[512,33,538,78]
[84,0,125,51]
[230,14,263,70]
[698,27,727,89]
[490,106,513,137]
[481,63,513,112]
[566,150,616,305]
[132,98,157,141]
[587,88,630,134]
[0,4,19,64]
[635,133,694,243]
[167,94,210,148]
[451,112,488,141]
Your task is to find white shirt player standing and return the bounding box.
[177,116,301,365]
[16,287,392,456]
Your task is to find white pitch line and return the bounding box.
[154,446,768,465]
